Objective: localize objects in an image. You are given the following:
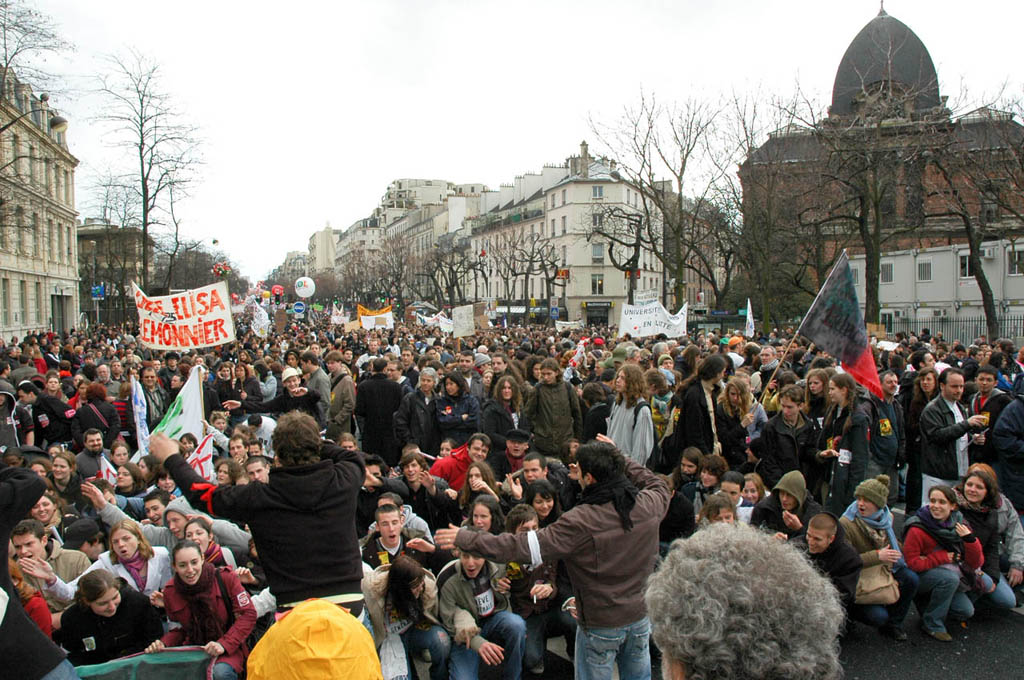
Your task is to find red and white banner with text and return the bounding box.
[131,282,237,350]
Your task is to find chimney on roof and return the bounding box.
[580,141,590,179]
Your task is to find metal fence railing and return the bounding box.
[884,315,1024,343]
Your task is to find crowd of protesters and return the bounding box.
[4,318,1024,679]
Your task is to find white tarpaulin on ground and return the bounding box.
[131,281,236,350]
[619,301,687,338]
[360,312,394,329]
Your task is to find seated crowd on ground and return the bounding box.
[4,321,1024,679]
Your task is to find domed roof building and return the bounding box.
[829,8,941,118]
[738,9,1024,327]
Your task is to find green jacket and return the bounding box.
[524,381,582,456]
[435,558,510,651]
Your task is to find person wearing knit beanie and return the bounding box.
[854,475,890,509]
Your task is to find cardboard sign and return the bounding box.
[452,304,475,338]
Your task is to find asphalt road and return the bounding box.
[840,605,1024,680]
[423,605,1024,679]
[424,506,1024,679]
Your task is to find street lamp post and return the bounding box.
[0,96,68,135]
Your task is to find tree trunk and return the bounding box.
[860,199,881,324]
[963,223,1001,341]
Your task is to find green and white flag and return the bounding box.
[151,365,205,443]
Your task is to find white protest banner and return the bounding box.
[360,311,394,329]
[131,281,236,350]
[555,320,584,331]
[619,301,687,338]
[452,304,475,338]
[129,376,150,460]
[744,298,755,338]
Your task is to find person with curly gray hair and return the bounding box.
[646,523,845,680]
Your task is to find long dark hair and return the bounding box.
[524,479,561,526]
[908,367,939,431]
[465,495,505,535]
[385,555,426,621]
[823,373,858,435]
[678,354,727,396]
[442,371,468,398]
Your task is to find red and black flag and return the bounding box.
[798,250,883,399]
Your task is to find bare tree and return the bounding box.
[380,233,414,310]
[80,171,149,323]
[922,104,1024,339]
[591,93,737,307]
[526,233,569,323]
[732,92,844,323]
[0,0,70,97]
[771,62,952,324]
[96,49,199,289]
[158,182,203,290]
[583,205,644,304]
[486,230,532,303]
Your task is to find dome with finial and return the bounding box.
[830,7,941,117]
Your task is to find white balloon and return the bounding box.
[294,276,316,298]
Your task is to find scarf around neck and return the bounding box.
[842,501,903,566]
[954,486,993,516]
[505,451,524,475]
[580,474,638,531]
[174,562,226,644]
[906,506,966,554]
[203,541,226,567]
[119,551,148,591]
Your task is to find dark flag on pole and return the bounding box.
[798,250,884,399]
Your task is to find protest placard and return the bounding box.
[131,282,236,350]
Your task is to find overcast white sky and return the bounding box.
[34,0,1024,280]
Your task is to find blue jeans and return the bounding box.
[574,617,651,680]
[524,608,577,670]
[41,660,81,680]
[449,610,525,680]
[851,564,919,628]
[916,567,975,634]
[970,573,1017,609]
[212,662,238,680]
[402,624,451,680]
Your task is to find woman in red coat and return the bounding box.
[902,484,984,642]
[146,541,256,680]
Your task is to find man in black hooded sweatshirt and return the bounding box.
[792,512,863,615]
[151,411,366,614]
